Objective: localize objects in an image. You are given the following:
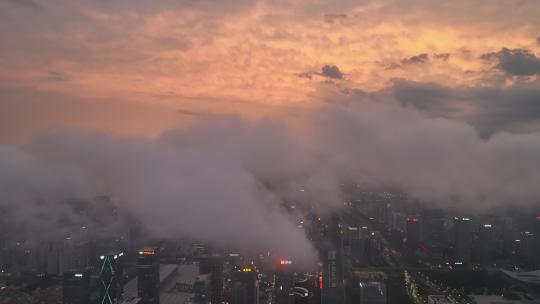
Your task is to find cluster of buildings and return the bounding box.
[357,195,540,269]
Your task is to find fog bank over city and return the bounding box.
[1,94,540,265]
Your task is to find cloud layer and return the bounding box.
[2,92,540,265]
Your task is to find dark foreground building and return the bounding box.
[230,267,259,304]
[99,252,124,304]
[62,270,90,304]
[138,247,160,304]
[199,254,224,304]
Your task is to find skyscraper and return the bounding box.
[406,216,422,249]
[230,266,259,304]
[477,224,494,266]
[99,252,124,304]
[454,217,472,265]
[199,254,224,304]
[62,270,90,304]
[138,247,160,304]
[321,214,345,304]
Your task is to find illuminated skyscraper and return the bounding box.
[99,252,124,304]
[62,270,90,304]
[138,247,160,304]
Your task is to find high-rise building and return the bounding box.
[99,252,124,304]
[62,270,90,304]
[406,216,422,249]
[199,254,223,304]
[47,239,61,275]
[476,224,494,266]
[321,215,345,304]
[230,267,259,304]
[138,247,160,304]
[274,266,294,304]
[454,217,472,265]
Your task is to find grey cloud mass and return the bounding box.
[3,87,540,265]
[401,53,429,65]
[321,65,344,79]
[392,79,540,137]
[482,48,540,76]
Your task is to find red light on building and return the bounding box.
[318,273,323,289]
[536,216,540,221]
[142,251,155,255]
[407,217,420,223]
[279,259,292,265]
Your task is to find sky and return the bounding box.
[1,0,540,141]
[1,0,540,263]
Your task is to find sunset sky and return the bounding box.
[1,0,540,142]
[2,0,540,262]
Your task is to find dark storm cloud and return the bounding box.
[401,53,429,65]
[482,48,540,76]
[321,65,344,79]
[392,79,540,137]
[536,36,540,45]
[386,53,431,69]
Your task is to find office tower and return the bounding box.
[477,224,494,266]
[194,274,212,304]
[454,217,472,265]
[199,254,224,304]
[230,267,259,304]
[138,247,160,304]
[321,214,345,304]
[99,252,124,304]
[47,239,61,275]
[274,265,294,304]
[406,216,422,249]
[62,270,90,304]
